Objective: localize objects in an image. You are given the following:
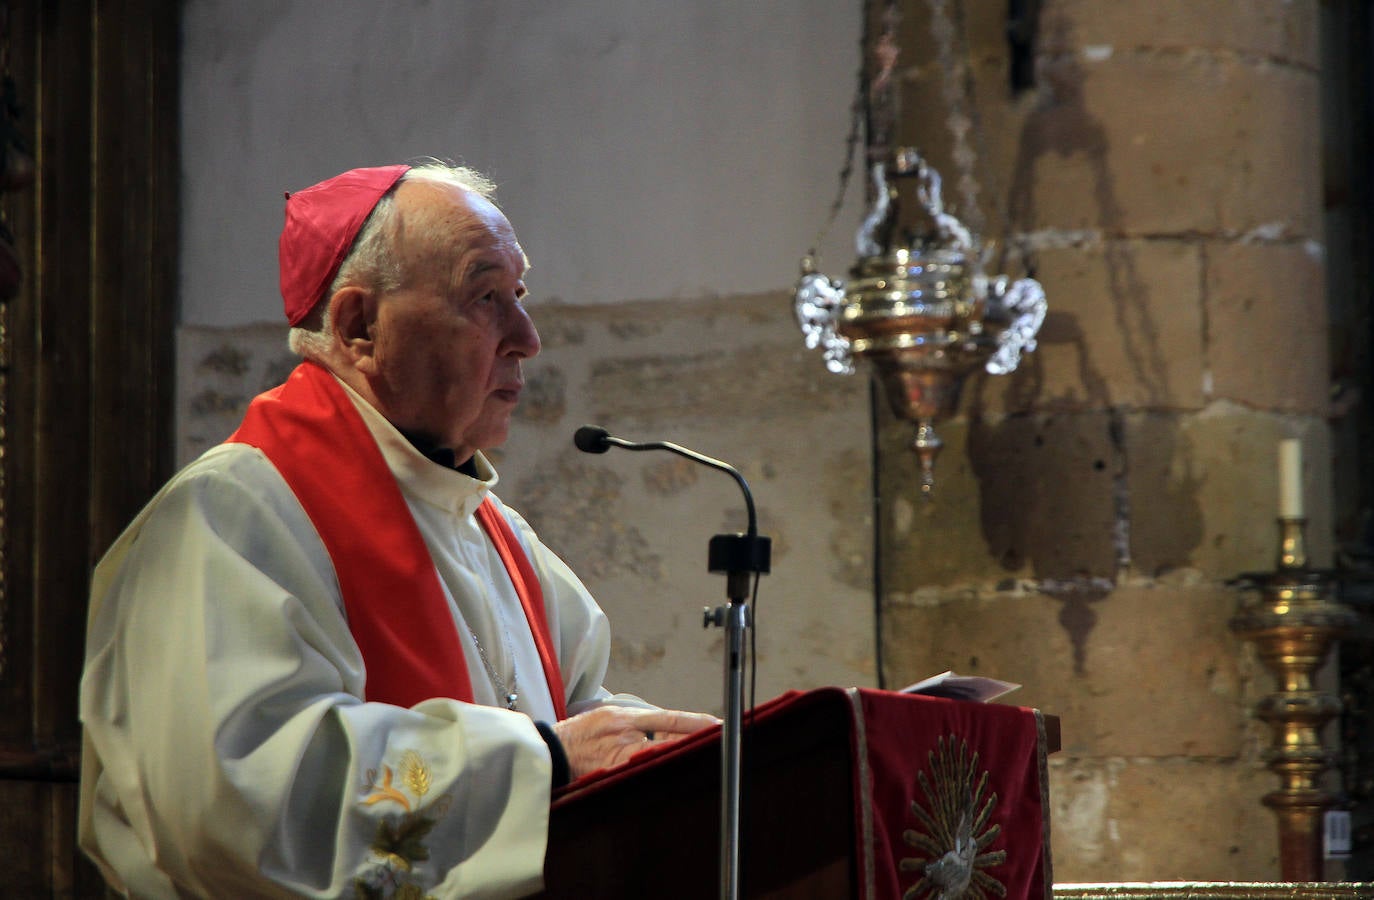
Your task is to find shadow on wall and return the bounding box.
[957,15,1205,674]
[1003,14,1176,406]
[964,407,1204,675]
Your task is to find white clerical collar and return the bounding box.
[331,374,498,517]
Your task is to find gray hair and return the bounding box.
[287,161,500,360]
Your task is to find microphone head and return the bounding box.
[574,425,612,454]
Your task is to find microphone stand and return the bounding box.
[573,427,769,900]
[704,528,769,900]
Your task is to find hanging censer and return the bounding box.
[794,146,1046,495]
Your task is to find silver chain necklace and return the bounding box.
[468,615,519,711]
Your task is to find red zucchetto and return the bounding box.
[278,164,410,325]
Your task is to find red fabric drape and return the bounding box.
[474,500,566,720]
[857,690,1048,900]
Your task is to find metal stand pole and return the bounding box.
[706,562,761,900]
[718,595,749,900]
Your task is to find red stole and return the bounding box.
[227,361,567,718]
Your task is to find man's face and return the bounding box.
[365,180,540,462]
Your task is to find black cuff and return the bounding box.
[534,720,571,789]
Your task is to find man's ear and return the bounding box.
[330,285,379,369]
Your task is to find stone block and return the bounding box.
[882,583,1252,758]
[895,0,1316,238]
[1032,55,1317,238]
[1041,0,1319,67]
[971,412,1123,580]
[895,0,1006,67]
[583,339,856,431]
[877,413,990,588]
[879,411,1121,588]
[1049,757,1279,881]
[898,0,1318,74]
[1124,410,1236,579]
[903,52,1321,241]
[1206,241,1329,414]
[176,323,295,464]
[875,377,1333,593]
[983,241,1206,413]
[1127,408,1335,578]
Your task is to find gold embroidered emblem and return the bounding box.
[354,749,451,900]
[899,734,1008,900]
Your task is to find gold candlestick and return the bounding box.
[1230,517,1358,881]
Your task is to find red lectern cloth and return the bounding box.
[550,687,1051,899]
[853,689,1051,900]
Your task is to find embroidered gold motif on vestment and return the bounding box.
[899,734,1007,900]
[354,749,450,900]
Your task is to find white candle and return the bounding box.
[1278,439,1303,519]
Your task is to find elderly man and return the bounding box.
[79,161,716,899]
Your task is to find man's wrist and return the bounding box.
[533,720,571,789]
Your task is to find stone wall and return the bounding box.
[878,0,1329,881]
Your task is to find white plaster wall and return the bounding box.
[181,0,865,325]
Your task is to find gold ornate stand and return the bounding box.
[1229,517,1361,881]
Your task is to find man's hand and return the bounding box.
[552,706,719,779]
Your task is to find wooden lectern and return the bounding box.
[536,687,1055,899]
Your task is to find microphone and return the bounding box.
[572,425,613,454]
[572,424,770,579]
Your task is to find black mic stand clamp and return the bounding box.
[707,533,772,602]
[702,531,770,900]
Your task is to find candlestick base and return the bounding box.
[1230,516,1359,881]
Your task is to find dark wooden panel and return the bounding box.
[0,778,52,894]
[0,0,179,895]
[89,0,177,556]
[31,0,96,752]
[540,691,858,898]
[0,0,42,753]
[0,778,107,898]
